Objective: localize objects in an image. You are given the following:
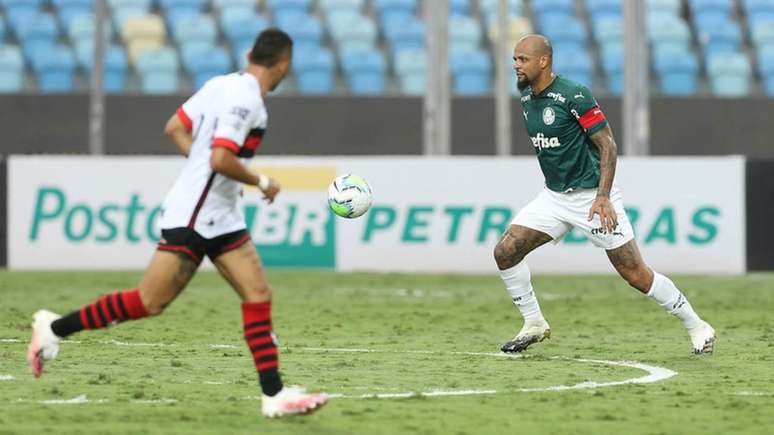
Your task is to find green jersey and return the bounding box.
[519,76,608,192]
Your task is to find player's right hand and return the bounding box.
[261,177,281,204]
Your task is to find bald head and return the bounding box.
[513,34,554,92]
[516,34,553,59]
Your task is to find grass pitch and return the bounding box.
[1,270,773,435]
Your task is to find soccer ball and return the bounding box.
[328,174,373,218]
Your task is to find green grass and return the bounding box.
[1,271,773,435]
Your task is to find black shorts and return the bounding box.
[157,227,251,265]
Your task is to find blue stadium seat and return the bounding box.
[601,45,623,95]
[374,0,416,16]
[329,14,377,55]
[646,0,681,14]
[0,17,5,40]
[449,0,470,16]
[293,47,335,94]
[542,16,587,52]
[182,45,232,89]
[689,0,731,15]
[171,14,217,46]
[586,0,622,21]
[758,46,774,96]
[450,49,491,95]
[112,7,147,29]
[220,10,269,48]
[342,49,386,94]
[384,15,425,53]
[553,48,593,89]
[267,0,310,22]
[68,15,113,44]
[394,48,425,94]
[77,44,128,92]
[158,0,206,11]
[593,17,623,46]
[17,13,58,46]
[276,14,323,52]
[532,0,574,16]
[648,15,692,50]
[653,47,698,95]
[320,0,365,12]
[0,45,24,92]
[707,52,751,96]
[751,21,774,49]
[693,12,742,54]
[213,0,255,11]
[137,46,179,94]
[30,44,76,92]
[6,6,39,37]
[449,16,481,52]
[108,0,151,10]
[53,0,93,28]
[478,0,524,17]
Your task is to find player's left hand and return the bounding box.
[588,196,618,234]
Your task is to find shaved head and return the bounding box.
[516,34,553,59]
[513,34,554,92]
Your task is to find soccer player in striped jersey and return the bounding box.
[494,35,716,355]
[27,29,328,418]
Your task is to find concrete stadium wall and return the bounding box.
[1,95,774,157]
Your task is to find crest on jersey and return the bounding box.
[542,107,555,125]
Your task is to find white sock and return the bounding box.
[647,272,702,330]
[499,261,544,322]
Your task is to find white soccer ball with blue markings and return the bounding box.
[328,174,373,219]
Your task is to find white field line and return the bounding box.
[1,340,677,400]
[733,391,774,397]
[0,339,21,343]
[0,375,15,381]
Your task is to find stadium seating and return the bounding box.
[30,44,76,92]
[342,49,386,94]
[136,46,179,93]
[77,44,128,92]
[182,45,231,89]
[2,0,774,96]
[394,48,425,94]
[759,46,774,96]
[0,45,24,92]
[653,46,699,95]
[450,49,491,95]
[293,47,335,94]
[707,52,752,96]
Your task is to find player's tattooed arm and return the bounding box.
[163,114,193,157]
[588,124,619,232]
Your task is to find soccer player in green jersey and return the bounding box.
[494,35,716,355]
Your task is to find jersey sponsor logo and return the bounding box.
[574,92,584,100]
[542,107,555,125]
[546,92,566,103]
[230,106,250,120]
[530,133,561,149]
[521,95,531,102]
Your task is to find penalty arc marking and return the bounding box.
[0,339,677,400]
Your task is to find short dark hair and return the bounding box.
[249,28,293,67]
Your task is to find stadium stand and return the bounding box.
[0,0,772,96]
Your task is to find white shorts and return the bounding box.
[511,186,635,250]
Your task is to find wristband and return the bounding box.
[257,174,270,191]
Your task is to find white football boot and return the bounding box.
[688,320,716,355]
[261,386,329,418]
[501,318,551,353]
[27,310,62,378]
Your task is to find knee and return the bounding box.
[243,283,272,303]
[494,241,524,270]
[620,267,653,293]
